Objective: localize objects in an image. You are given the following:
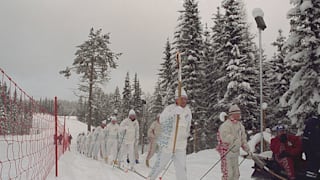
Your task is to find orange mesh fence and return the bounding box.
[0,68,64,180]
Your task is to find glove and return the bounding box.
[175,106,184,115]
[279,134,287,143]
[278,151,290,159]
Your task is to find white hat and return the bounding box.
[128,109,136,116]
[110,116,117,121]
[101,120,107,124]
[228,104,241,115]
[175,88,187,99]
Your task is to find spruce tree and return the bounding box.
[158,38,175,105]
[203,6,227,148]
[150,80,164,118]
[217,0,259,130]
[173,0,205,153]
[132,73,143,117]
[112,86,122,118]
[121,72,132,121]
[281,0,320,129]
[265,29,290,127]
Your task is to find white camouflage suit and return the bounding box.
[119,110,139,170]
[106,120,120,163]
[92,126,106,159]
[148,103,192,180]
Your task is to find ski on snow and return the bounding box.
[114,165,148,179]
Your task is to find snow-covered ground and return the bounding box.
[46,116,255,180]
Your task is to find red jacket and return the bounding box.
[270,134,302,157]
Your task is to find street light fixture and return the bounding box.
[252,8,267,153]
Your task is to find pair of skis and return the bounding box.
[112,128,148,179]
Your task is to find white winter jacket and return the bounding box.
[158,104,192,152]
[106,123,120,140]
[120,118,139,144]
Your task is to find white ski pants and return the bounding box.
[92,141,102,158]
[148,149,187,180]
[106,139,118,161]
[120,143,135,168]
[221,155,240,180]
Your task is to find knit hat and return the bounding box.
[175,88,188,99]
[273,124,287,131]
[228,104,241,115]
[128,109,136,116]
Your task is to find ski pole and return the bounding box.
[199,144,236,180]
[238,156,246,166]
[159,158,173,180]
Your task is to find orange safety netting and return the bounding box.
[0,68,65,180]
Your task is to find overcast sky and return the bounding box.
[0,0,292,101]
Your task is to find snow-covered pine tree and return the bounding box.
[92,87,111,126]
[121,72,132,121]
[200,24,216,150]
[172,0,205,154]
[281,0,320,130]
[217,0,258,130]
[132,73,145,147]
[150,80,164,118]
[132,73,143,117]
[265,29,291,127]
[158,38,175,106]
[203,6,227,148]
[111,86,122,118]
[59,28,121,131]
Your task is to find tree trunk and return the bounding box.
[88,60,94,132]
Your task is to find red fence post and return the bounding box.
[54,96,58,177]
[63,116,66,153]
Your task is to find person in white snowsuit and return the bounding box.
[105,116,120,164]
[86,130,94,157]
[216,104,251,180]
[79,132,86,154]
[147,88,192,180]
[80,132,87,154]
[76,133,82,152]
[146,114,162,167]
[119,109,140,170]
[92,121,107,160]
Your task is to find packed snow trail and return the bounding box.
[47,116,255,180]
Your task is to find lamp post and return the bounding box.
[252,8,266,153]
[262,102,268,151]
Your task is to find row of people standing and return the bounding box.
[76,111,140,170]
